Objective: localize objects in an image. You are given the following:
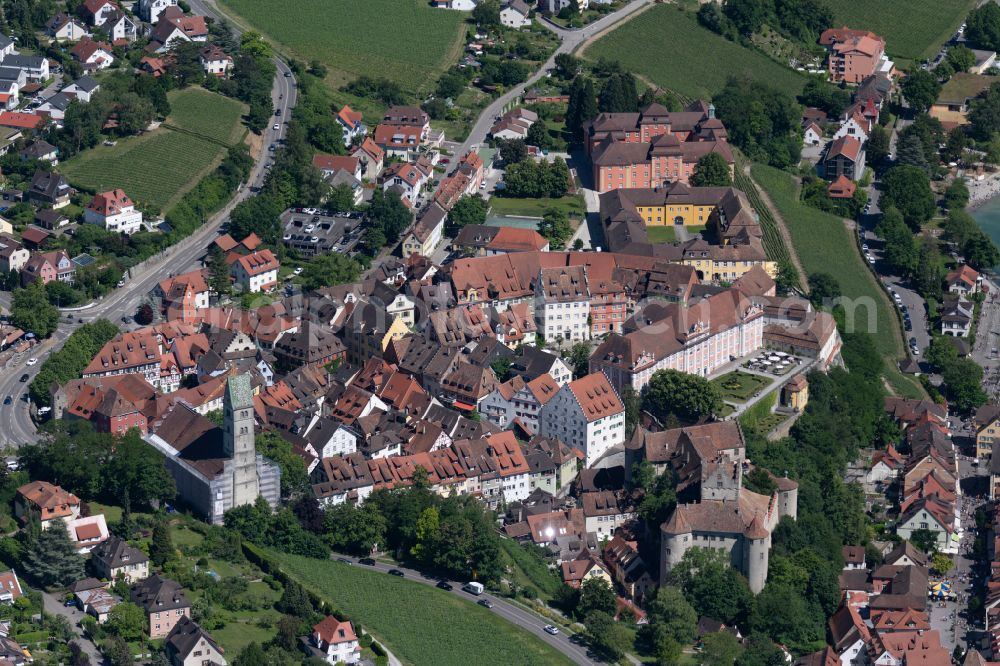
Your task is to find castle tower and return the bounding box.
[744,514,770,594]
[224,373,259,508]
[659,508,692,585]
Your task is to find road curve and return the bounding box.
[331,552,603,665]
[455,0,651,158]
[0,1,298,449]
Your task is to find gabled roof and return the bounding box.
[566,373,623,423]
[91,535,149,569]
[166,616,224,661]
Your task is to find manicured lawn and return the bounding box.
[646,226,676,243]
[265,549,576,666]
[583,5,806,99]
[489,194,587,219]
[825,0,976,62]
[61,88,245,213]
[749,164,923,398]
[218,0,467,94]
[712,371,772,403]
[170,524,204,549]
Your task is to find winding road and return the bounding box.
[0,5,657,663]
[331,553,602,665]
[0,1,297,449]
[456,0,651,157]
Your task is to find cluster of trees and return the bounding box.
[309,472,504,583]
[225,496,329,559]
[713,76,802,168]
[344,76,408,107]
[9,280,61,339]
[598,72,639,113]
[45,72,167,161]
[362,188,413,254]
[221,32,275,133]
[926,337,988,412]
[943,204,1000,271]
[20,421,176,515]
[538,208,574,249]
[691,152,733,187]
[900,68,941,114]
[480,57,532,88]
[447,194,488,236]
[800,172,867,218]
[697,0,833,43]
[500,157,570,198]
[299,253,364,292]
[880,165,935,230]
[968,81,1000,144]
[739,331,892,653]
[28,320,119,405]
[565,75,599,142]
[797,78,851,118]
[642,368,724,425]
[967,3,1000,52]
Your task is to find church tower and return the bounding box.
[224,373,259,508]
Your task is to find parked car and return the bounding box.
[436,580,453,591]
[336,557,353,565]
[544,625,559,635]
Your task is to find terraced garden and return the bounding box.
[582,5,806,100]
[61,88,245,213]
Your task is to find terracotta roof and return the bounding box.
[567,373,623,423]
[86,188,133,216]
[234,249,279,277]
[0,112,43,129]
[312,154,359,173]
[313,616,357,647]
[827,135,862,162]
[17,480,80,517]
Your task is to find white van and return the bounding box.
[462,582,484,595]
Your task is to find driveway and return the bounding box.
[42,590,103,664]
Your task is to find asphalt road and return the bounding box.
[0,2,297,449]
[332,553,602,665]
[455,0,652,158]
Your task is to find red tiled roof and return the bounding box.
[87,188,133,216]
[0,112,43,129]
[235,249,279,277]
[568,373,623,423]
[312,154,359,174]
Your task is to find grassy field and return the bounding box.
[749,164,923,398]
[582,5,806,99]
[489,194,587,219]
[218,0,466,94]
[646,226,676,243]
[265,549,576,666]
[61,88,245,213]
[825,0,976,62]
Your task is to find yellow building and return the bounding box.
[782,374,809,411]
[345,305,411,365]
[634,203,715,227]
[975,404,1000,460]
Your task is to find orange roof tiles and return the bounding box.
[87,188,133,216]
[567,373,623,423]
